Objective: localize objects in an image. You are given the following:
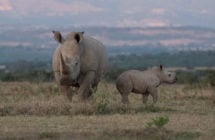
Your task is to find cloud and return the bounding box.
[0,0,12,11]
[151,8,167,15]
[117,18,170,27]
[8,0,104,17]
[144,19,169,27]
[200,9,209,14]
[45,1,104,16]
[1,0,215,28]
[122,6,145,14]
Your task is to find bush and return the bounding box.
[147,115,169,129]
[176,70,215,86]
[204,71,215,87]
[0,70,53,82]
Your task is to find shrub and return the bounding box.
[144,104,161,112]
[204,71,215,87]
[147,115,169,129]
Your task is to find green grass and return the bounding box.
[0,81,215,139]
[0,116,202,140]
[147,115,169,129]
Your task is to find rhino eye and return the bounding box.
[168,74,171,77]
[75,62,78,66]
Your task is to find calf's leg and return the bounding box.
[121,91,130,104]
[142,92,150,104]
[148,87,158,103]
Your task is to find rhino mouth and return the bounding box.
[59,76,79,87]
[169,77,177,84]
[173,77,177,83]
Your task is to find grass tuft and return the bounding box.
[147,115,169,129]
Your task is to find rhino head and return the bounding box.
[153,65,177,84]
[52,31,84,85]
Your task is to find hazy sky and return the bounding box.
[1,0,215,28]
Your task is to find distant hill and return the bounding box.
[0,25,215,62]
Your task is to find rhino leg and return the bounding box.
[87,77,100,98]
[118,87,131,104]
[142,92,149,104]
[148,87,158,103]
[61,86,73,101]
[78,71,96,101]
[121,92,129,104]
[54,72,61,84]
[54,72,73,101]
[116,79,132,104]
[88,84,97,98]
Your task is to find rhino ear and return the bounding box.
[74,32,84,43]
[159,65,163,71]
[52,30,63,44]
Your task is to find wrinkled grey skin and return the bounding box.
[116,65,177,104]
[52,31,107,101]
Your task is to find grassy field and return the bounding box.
[0,81,215,140]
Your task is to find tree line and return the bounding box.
[1,51,215,86]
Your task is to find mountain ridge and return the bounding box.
[0,25,215,62]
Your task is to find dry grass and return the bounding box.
[0,81,215,139]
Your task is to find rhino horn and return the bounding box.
[60,52,68,75]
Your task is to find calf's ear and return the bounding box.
[52,31,63,44]
[159,64,163,71]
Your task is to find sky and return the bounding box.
[0,0,215,28]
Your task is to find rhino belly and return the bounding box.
[131,79,147,94]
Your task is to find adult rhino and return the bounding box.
[52,31,107,101]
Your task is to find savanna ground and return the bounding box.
[0,81,215,140]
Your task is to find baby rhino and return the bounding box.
[116,65,177,104]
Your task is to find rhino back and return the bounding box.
[80,36,107,75]
[127,70,149,93]
[119,70,160,93]
[140,70,160,87]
